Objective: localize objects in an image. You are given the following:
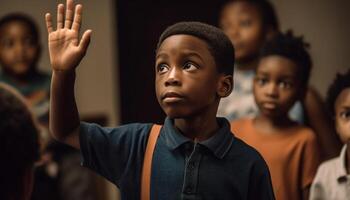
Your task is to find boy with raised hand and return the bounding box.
[45,0,275,199]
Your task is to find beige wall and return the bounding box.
[271,0,350,96]
[0,0,120,199]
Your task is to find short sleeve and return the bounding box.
[248,155,276,200]
[79,122,152,186]
[301,131,321,189]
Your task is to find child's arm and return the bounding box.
[45,0,91,149]
[304,87,342,159]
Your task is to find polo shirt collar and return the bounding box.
[336,145,349,183]
[163,117,234,159]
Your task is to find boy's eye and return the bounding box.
[239,18,252,28]
[278,81,292,89]
[1,39,14,48]
[256,77,268,86]
[157,63,169,74]
[183,62,198,72]
[339,110,350,120]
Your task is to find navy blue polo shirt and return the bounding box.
[79,117,275,200]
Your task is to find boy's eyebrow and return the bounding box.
[156,52,169,60]
[156,50,205,62]
[256,71,297,79]
[340,106,350,110]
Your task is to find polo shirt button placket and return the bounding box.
[185,186,193,194]
[188,162,195,170]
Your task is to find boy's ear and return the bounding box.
[217,75,233,98]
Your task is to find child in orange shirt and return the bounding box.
[219,0,340,160]
[231,32,320,200]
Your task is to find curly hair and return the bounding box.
[326,70,350,117]
[260,30,312,87]
[0,13,40,44]
[157,21,235,76]
[0,83,40,200]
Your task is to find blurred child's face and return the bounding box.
[0,21,39,77]
[254,55,302,118]
[155,35,222,118]
[334,88,350,143]
[220,2,265,63]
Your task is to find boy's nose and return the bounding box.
[14,42,25,57]
[165,67,181,86]
[265,83,278,98]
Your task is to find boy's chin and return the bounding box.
[163,108,193,119]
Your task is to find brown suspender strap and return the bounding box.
[141,124,162,200]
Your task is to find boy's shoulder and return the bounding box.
[317,156,340,175]
[230,117,253,130]
[229,135,269,169]
[289,125,317,142]
[315,146,346,180]
[81,121,153,135]
[79,121,154,146]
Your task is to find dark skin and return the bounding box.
[220,1,341,159]
[333,88,350,174]
[155,35,232,141]
[253,55,310,200]
[0,21,40,82]
[219,1,275,71]
[46,0,233,148]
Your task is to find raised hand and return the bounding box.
[45,0,91,72]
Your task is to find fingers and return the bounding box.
[72,4,82,32]
[64,0,74,29]
[45,13,53,33]
[57,4,64,29]
[79,30,92,53]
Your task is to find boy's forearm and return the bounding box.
[49,70,80,140]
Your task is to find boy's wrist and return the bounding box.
[52,69,76,76]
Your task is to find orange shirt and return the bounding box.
[231,118,320,200]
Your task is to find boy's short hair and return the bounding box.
[260,31,312,87]
[0,13,40,43]
[0,83,40,199]
[156,21,235,76]
[326,69,350,116]
[223,0,279,31]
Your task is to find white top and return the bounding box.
[309,145,350,200]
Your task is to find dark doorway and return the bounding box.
[116,0,228,124]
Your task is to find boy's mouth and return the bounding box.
[261,101,278,110]
[161,92,185,103]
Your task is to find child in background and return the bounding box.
[0,13,50,125]
[0,13,95,200]
[0,83,40,200]
[218,0,341,160]
[45,0,275,199]
[231,32,321,200]
[310,70,350,200]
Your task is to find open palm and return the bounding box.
[46,0,91,71]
